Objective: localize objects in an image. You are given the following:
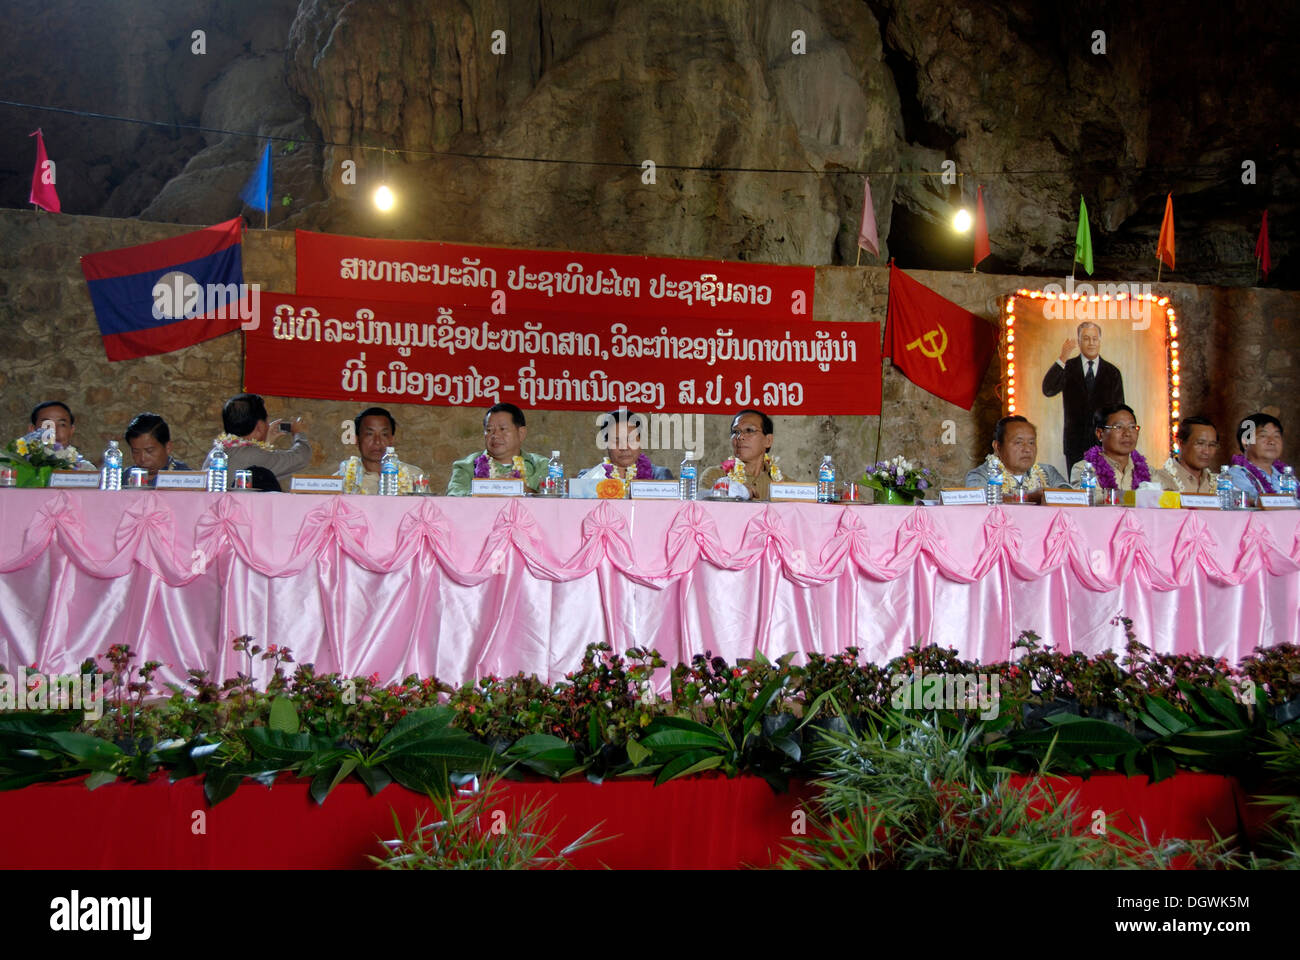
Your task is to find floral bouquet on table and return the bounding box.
[861,456,932,505]
[1,431,85,487]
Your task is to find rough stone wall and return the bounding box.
[2,2,1294,286]
[1,208,1295,491]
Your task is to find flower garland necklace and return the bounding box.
[602,454,654,480]
[341,455,412,494]
[721,454,783,483]
[1230,454,1289,494]
[1083,445,1150,489]
[215,432,279,452]
[1161,457,1190,492]
[1162,456,1213,493]
[474,452,526,479]
[984,454,1049,491]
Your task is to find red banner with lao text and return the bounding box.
[295,230,815,322]
[244,294,880,416]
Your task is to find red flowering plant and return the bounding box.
[534,644,668,777]
[88,643,165,746]
[1237,643,1300,721]
[447,671,561,748]
[790,648,890,722]
[669,651,793,725]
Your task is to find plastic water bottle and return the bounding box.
[1281,466,1297,502]
[100,440,123,491]
[985,461,1004,505]
[207,441,228,493]
[679,451,697,500]
[1217,465,1235,510]
[1078,462,1097,505]
[379,446,400,496]
[816,455,836,503]
[544,451,564,497]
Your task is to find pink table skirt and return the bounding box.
[1,489,1297,687]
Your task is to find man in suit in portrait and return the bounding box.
[1041,321,1125,473]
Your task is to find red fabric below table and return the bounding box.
[0,772,1250,869]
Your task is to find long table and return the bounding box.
[1,489,1297,687]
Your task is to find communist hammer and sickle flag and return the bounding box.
[905,324,949,372]
[884,263,997,410]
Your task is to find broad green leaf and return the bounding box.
[504,734,576,778]
[741,675,787,742]
[375,707,455,752]
[242,728,327,765]
[204,769,243,806]
[654,749,721,785]
[625,737,651,767]
[84,770,117,791]
[1149,749,1177,784]
[1141,696,1191,735]
[355,763,391,796]
[46,732,124,763]
[771,736,801,762]
[1013,718,1141,754]
[310,757,358,804]
[388,737,495,764]
[640,727,725,752]
[1165,729,1249,755]
[268,696,300,734]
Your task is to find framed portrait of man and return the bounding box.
[1003,283,1175,477]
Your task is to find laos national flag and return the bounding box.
[80,218,249,361]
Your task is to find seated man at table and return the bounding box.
[699,409,784,500]
[1069,403,1154,500]
[1153,416,1218,494]
[335,407,424,494]
[584,408,675,480]
[964,415,1069,501]
[204,393,314,485]
[1227,412,1289,501]
[24,400,96,470]
[446,402,550,496]
[124,413,191,484]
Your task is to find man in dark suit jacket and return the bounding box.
[1041,321,1124,473]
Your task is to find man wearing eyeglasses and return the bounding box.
[1153,416,1219,494]
[1069,403,1152,498]
[699,409,782,500]
[1041,321,1125,474]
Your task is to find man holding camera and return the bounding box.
[203,392,315,486]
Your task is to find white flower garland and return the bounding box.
[984,454,1049,492]
[341,455,413,494]
[215,432,279,452]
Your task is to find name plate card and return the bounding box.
[1043,488,1091,507]
[769,482,818,502]
[1179,494,1221,510]
[938,487,985,506]
[471,478,525,497]
[629,480,680,500]
[48,471,100,489]
[1259,494,1298,510]
[154,471,208,491]
[290,475,345,494]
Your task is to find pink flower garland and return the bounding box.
[603,454,654,480]
[473,453,521,479]
[1230,454,1289,493]
[1082,445,1150,489]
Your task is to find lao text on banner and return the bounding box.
[244,294,880,416]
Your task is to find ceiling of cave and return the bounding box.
[0,0,1295,289]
